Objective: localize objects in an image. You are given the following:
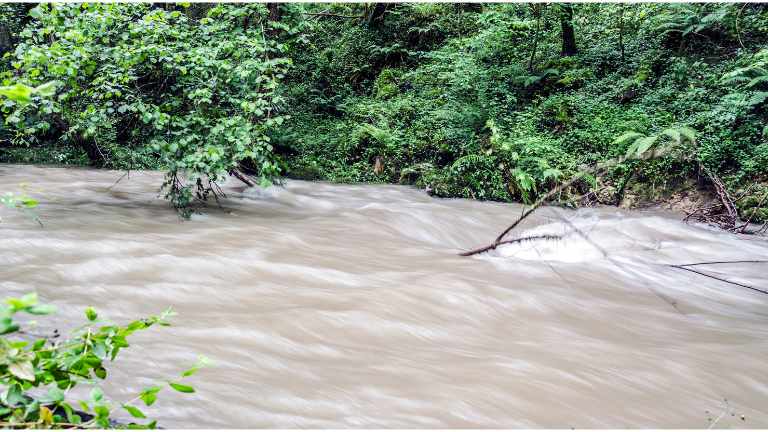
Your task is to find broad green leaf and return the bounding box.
[9,361,35,381]
[90,387,104,403]
[47,387,66,403]
[140,386,161,406]
[27,304,56,315]
[33,81,58,97]
[0,322,20,335]
[0,84,33,104]
[122,404,147,419]
[168,382,195,393]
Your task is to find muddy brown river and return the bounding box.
[1,164,767,428]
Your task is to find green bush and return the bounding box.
[0,293,206,429]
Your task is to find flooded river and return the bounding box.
[1,164,767,428]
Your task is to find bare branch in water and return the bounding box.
[230,168,257,187]
[459,235,561,256]
[676,260,768,267]
[106,170,130,191]
[668,264,768,296]
[459,161,611,256]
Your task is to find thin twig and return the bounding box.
[106,170,129,191]
[668,265,768,296]
[677,260,768,267]
[738,190,768,233]
[301,12,363,19]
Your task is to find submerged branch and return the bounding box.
[459,234,561,256]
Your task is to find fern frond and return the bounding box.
[542,168,562,181]
[626,135,659,159]
[746,75,768,89]
[613,131,644,146]
[746,92,768,107]
[450,154,485,171]
[679,127,696,144]
[660,128,681,143]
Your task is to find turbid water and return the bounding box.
[1,164,767,428]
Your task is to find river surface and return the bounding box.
[1,164,768,428]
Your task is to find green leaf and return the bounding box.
[33,81,58,97]
[635,135,659,158]
[27,304,56,315]
[122,404,147,419]
[94,366,107,379]
[168,382,195,393]
[0,84,33,104]
[139,386,161,406]
[92,341,108,359]
[660,128,681,143]
[85,306,98,321]
[0,322,20,335]
[47,387,66,403]
[181,355,211,377]
[20,198,38,209]
[90,387,104,403]
[9,361,35,381]
[613,131,643,146]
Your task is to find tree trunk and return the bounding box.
[366,3,392,28]
[265,3,282,36]
[618,4,625,63]
[267,3,282,23]
[560,3,578,57]
[528,5,542,72]
[455,3,482,13]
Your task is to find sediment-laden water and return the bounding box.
[1,164,767,428]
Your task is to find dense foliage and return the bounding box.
[279,3,768,220]
[0,293,205,428]
[2,3,290,214]
[1,3,767,221]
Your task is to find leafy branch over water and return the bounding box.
[0,293,207,429]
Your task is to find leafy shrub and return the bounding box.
[5,4,291,215]
[0,293,205,429]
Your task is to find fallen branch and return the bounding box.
[106,170,130,191]
[229,167,257,187]
[301,12,363,19]
[493,174,588,245]
[685,166,741,231]
[668,264,768,296]
[677,260,768,267]
[737,190,768,233]
[460,164,605,256]
[459,234,561,256]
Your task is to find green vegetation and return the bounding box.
[1,3,767,222]
[0,293,206,429]
[280,3,767,223]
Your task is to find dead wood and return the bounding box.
[668,264,768,296]
[230,167,257,187]
[460,162,608,256]
[459,234,562,256]
[685,166,741,231]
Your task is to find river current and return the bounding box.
[1,164,767,428]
